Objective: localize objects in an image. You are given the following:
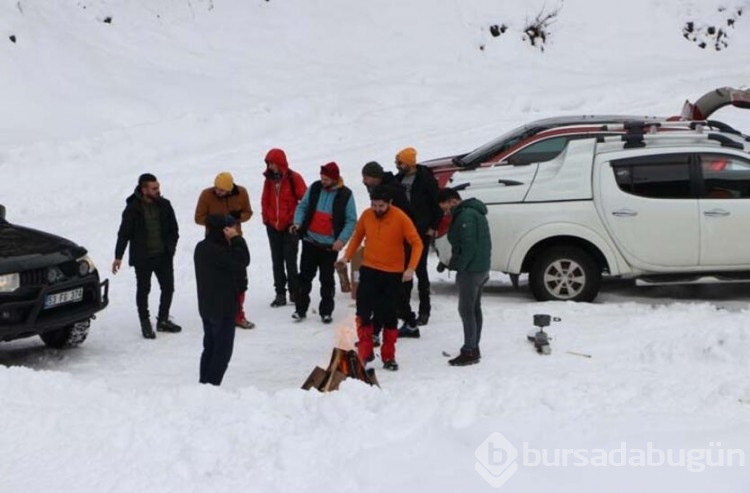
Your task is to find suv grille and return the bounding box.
[20,260,80,287]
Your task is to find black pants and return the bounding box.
[266,225,300,296]
[356,266,402,329]
[403,234,431,317]
[296,241,338,317]
[199,316,236,386]
[134,255,174,321]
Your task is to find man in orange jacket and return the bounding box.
[336,185,423,371]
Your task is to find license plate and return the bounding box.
[44,288,84,309]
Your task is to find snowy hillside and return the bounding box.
[1,1,750,492]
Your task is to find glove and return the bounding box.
[230,210,242,219]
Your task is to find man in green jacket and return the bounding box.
[437,187,492,366]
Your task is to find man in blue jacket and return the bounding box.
[438,187,492,366]
[290,162,357,324]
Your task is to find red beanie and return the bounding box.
[265,148,288,169]
[320,161,340,181]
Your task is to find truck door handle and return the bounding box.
[611,209,638,217]
[703,209,730,217]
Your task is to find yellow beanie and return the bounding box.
[396,147,417,166]
[214,172,234,191]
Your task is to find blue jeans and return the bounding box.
[199,316,236,386]
[456,271,489,351]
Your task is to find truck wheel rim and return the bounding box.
[543,259,586,299]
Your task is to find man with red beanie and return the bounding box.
[337,185,422,371]
[261,148,307,307]
[290,162,357,324]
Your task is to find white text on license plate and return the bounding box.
[44,288,84,309]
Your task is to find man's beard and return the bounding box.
[374,208,388,218]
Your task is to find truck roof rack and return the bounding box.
[616,130,747,150]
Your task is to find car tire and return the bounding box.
[39,320,90,348]
[529,246,601,302]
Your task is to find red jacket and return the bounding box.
[261,149,308,231]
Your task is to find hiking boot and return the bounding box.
[140,318,156,339]
[398,322,420,338]
[321,314,333,324]
[448,349,480,367]
[236,318,256,329]
[270,294,286,307]
[417,313,430,326]
[156,318,182,333]
[382,359,399,371]
[292,312,306,322]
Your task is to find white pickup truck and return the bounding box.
[435,121,750,301]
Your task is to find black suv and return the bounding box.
[0,204,109,347]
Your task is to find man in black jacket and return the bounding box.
[194,214,250,386]
[394,147,443,335]
[113,173,181,339]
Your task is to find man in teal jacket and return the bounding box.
[438,187,492,366]
[290,162,357,323]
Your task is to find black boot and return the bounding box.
[270,293,286,307]
[140,318,156,339]
[156,318,182,333]
[449,348,480,366]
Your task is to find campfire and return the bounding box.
[302,324,379,392]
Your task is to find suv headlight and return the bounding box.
[0,273,20,293]
[76,255,97,276]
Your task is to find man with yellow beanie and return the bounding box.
[395,147,443,335]
[195,172,254,329]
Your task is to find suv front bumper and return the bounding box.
[0,275,109,342]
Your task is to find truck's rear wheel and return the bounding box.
[40,320,90,348]
[529,247,601,302]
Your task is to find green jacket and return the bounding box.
[447,198,491,272]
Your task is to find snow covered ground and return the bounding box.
[1,0,750,491]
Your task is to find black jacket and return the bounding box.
[396,165,442,235]
[379,172,414,221]
[115,189,179,266]
[194,217,250,319]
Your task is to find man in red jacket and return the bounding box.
[261,148,308,307]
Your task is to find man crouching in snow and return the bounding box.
[337,186,422,372]
[194,214,250,386]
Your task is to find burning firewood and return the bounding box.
[302,347,379,392]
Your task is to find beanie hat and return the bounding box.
[214,172,234,192]
[396,147,417,167]
[206,213,236,230]
[265,148,288,169]
[320,162,341,181]
[362,161,384,179]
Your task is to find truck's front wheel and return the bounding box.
[40,320,91,348]
[529,247,601,302]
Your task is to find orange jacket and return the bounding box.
[195,185,253,235]
[344,206,423,273]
